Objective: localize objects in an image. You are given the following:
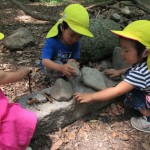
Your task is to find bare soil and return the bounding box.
[0,0,150,150]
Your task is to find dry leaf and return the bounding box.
[18,59,31,64]
[82,123,91,132]
[68,132,76,140]
[78,128,88,141]
[122,134,129,141]
[118,133,129,141]
[62,126,68,132]
[89,120,98,123]
[141,143,150,150]
[51,139,64,150]
[48,134,59,140]
[112,132,117,138]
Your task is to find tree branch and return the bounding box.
[10,0,57,22]
[86,0,150,14]
[131,0,150,14]
[10,0,150,22]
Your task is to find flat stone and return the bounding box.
[67,61,80,76]
[18,77,114,138]
[50,78,73,102]
[33,94,47,103]
[81,67,106,90]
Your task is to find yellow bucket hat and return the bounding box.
[0,33,4,40]
[111,20,150,70]
[46,4,93,38]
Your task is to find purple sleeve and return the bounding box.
[41,38,55,59]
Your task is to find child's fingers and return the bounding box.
[110,74,117,78]
[68,65,75,71]
[73,93,80,99]
[68,59,76,62]
[105,69,115,75]
[73,93,83,102]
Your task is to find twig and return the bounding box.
[28,72,32,93]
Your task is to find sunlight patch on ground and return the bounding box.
[15,15,47,24]
[0,64,14,71]
[4,8,13,15]
[28,2,67,7]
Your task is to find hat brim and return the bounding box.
[46,18,94,38]
[111,30,139,41]
[0,33,4,40]
[68,22,93,37]
[46,19,63,38]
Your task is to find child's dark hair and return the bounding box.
[58,21,69,35]
[135,41,146,57]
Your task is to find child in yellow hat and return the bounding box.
[40,4,93,79]
[0,33,37,149]
[74,20,150,133]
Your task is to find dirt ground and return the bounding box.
[1,0,150,150]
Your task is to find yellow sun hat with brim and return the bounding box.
[111,20,150,71]
[46,4,93,38]
[0,33,4,40]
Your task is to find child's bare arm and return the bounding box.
[105,68,127,78]
[0,68,30,85]
[42,59,76,76]
[74,81,134,103]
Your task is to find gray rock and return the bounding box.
[141,15,150,20]
[100,60,112,70]
[33,94,47,103]
[121,6,131,15]
[4,27,35,50]
[80,19,121,63]
[96,14,105,19]
[67,61,80,76]
[111,13,121,22]
[81,67,106,90]
[19,76,113,137]
[50,78,73,101]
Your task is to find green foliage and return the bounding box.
[85,0,107,3]
[39,0,67,3]
[38,0,107,3]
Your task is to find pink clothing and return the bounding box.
[0,89,37,150]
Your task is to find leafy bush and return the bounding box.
[39,0,67,2]
[38,0,107,3]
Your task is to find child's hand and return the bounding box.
[23,67,33,78]
[62,64,76,77]
[105,69,121,78]
[68,59,76,62]
[68,59,80,66]
[73,93,93,103]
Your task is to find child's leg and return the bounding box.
[125,89,150,132]
[43,60,63,81]
[139,109,150,117]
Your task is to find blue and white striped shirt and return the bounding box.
[124,61,150,93]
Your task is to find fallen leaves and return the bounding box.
[51,139,64,150]
[141,143,150,150]
[68,130,77,140]
[49,122,92,150]
[48,101,150,150]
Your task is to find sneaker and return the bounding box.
[131,116,150,133]
[25,147,32,150]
